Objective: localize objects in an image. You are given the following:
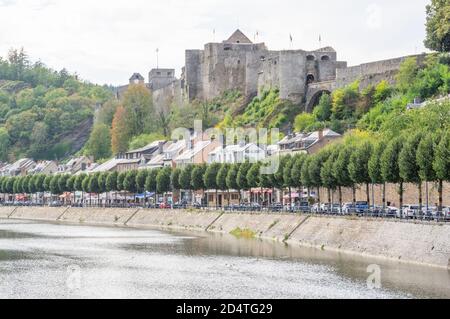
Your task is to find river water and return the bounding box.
[0,218,449,299]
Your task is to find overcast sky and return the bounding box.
[0,0,430,86]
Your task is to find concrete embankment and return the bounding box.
[2,206,449,269]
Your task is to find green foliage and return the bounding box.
[0,49,113,160]
[204,163,221,191]
[247,162,261,189]
[216,164,229,191]
[237,162,252,190]
[191,165,206,191]
[424,0,450,52]
[179,165,194,190]
[145,169,159,193]
[226,164,241,191]
[399,133,423,184]
[105,171,118,192]
[136,170,149,193]
[128,133,166,151]
[84,124,111,160]
[294,113,317,132]
[433,131,450,181]
[313,93,332,122]
[417,134,437,182]
[156,167,172,194]
[221,89,296,130]
[348,142,372,185]
[171,168,182,191]
[381,137,404,184]
[123,170,137,193]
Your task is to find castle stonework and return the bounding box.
[119,30,425,113]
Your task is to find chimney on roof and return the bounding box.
[318,129,324,141]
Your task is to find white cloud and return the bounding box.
[0,0,430,86]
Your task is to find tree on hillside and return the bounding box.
[226,164,241,204]
[217,164,230,206]
[123,171,138,201]
[85,124,112,160]
[247,162,262,205]
[179,165,194,203]
[0,128,10,162]
[282,156,296,207]
[204,163,221,208]
[88,173,101,204]
[381,137,405,212]
[309,152,329,206]
[348,142,373,207]
[301,157,312,200]
[156,167,172,200]
[399,133,424,210]
[424,0,450,52]
[313,93,332,122]
[237,162,252,195]
[111,106,130,155]
[333,146,354,209]
[433,132,450,214]
[49,175,61,195]
[105,171,118,204]
[122,84,156,137]
[321,151,338,211]
[368,141,387,209]
[294,113,316,132]
[191,165,206,205]
[145,169,159,205]
[417,133,437,211]
[117,172,127,191]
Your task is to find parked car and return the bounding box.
[443,207,450,220]
[384,206,399,218]
[402,205,421,219]
[293,202,310,212]
[311,203,321,213]
[342,203,356,215]
[159,202,171,209]
[355,201,369,214]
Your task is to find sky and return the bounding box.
[0,0,431,86]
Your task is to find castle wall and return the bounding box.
[336,54,425,89]
[152,79,184,111]
[185,50,204,100]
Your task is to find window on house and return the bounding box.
[307,74,315,84]
[167,72,172,76]
[306,55,315,61]
[157,72,161,75]
[321,55,330,61]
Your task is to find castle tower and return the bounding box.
[129,73,145,85]
[223,29,253,44]
[148,68,176,91]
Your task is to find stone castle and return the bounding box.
[117,29,423,112]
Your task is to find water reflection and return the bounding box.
[0,219,448,299]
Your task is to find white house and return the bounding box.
[208,143,266,164]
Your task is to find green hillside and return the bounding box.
[0,49,113,161]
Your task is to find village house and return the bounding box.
[58,156,93,175]
[277,129,342,155]
[28,161,59,175]
[207,143,266,164]
[0,158,36,177]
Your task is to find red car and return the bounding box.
[159,202,171,209]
